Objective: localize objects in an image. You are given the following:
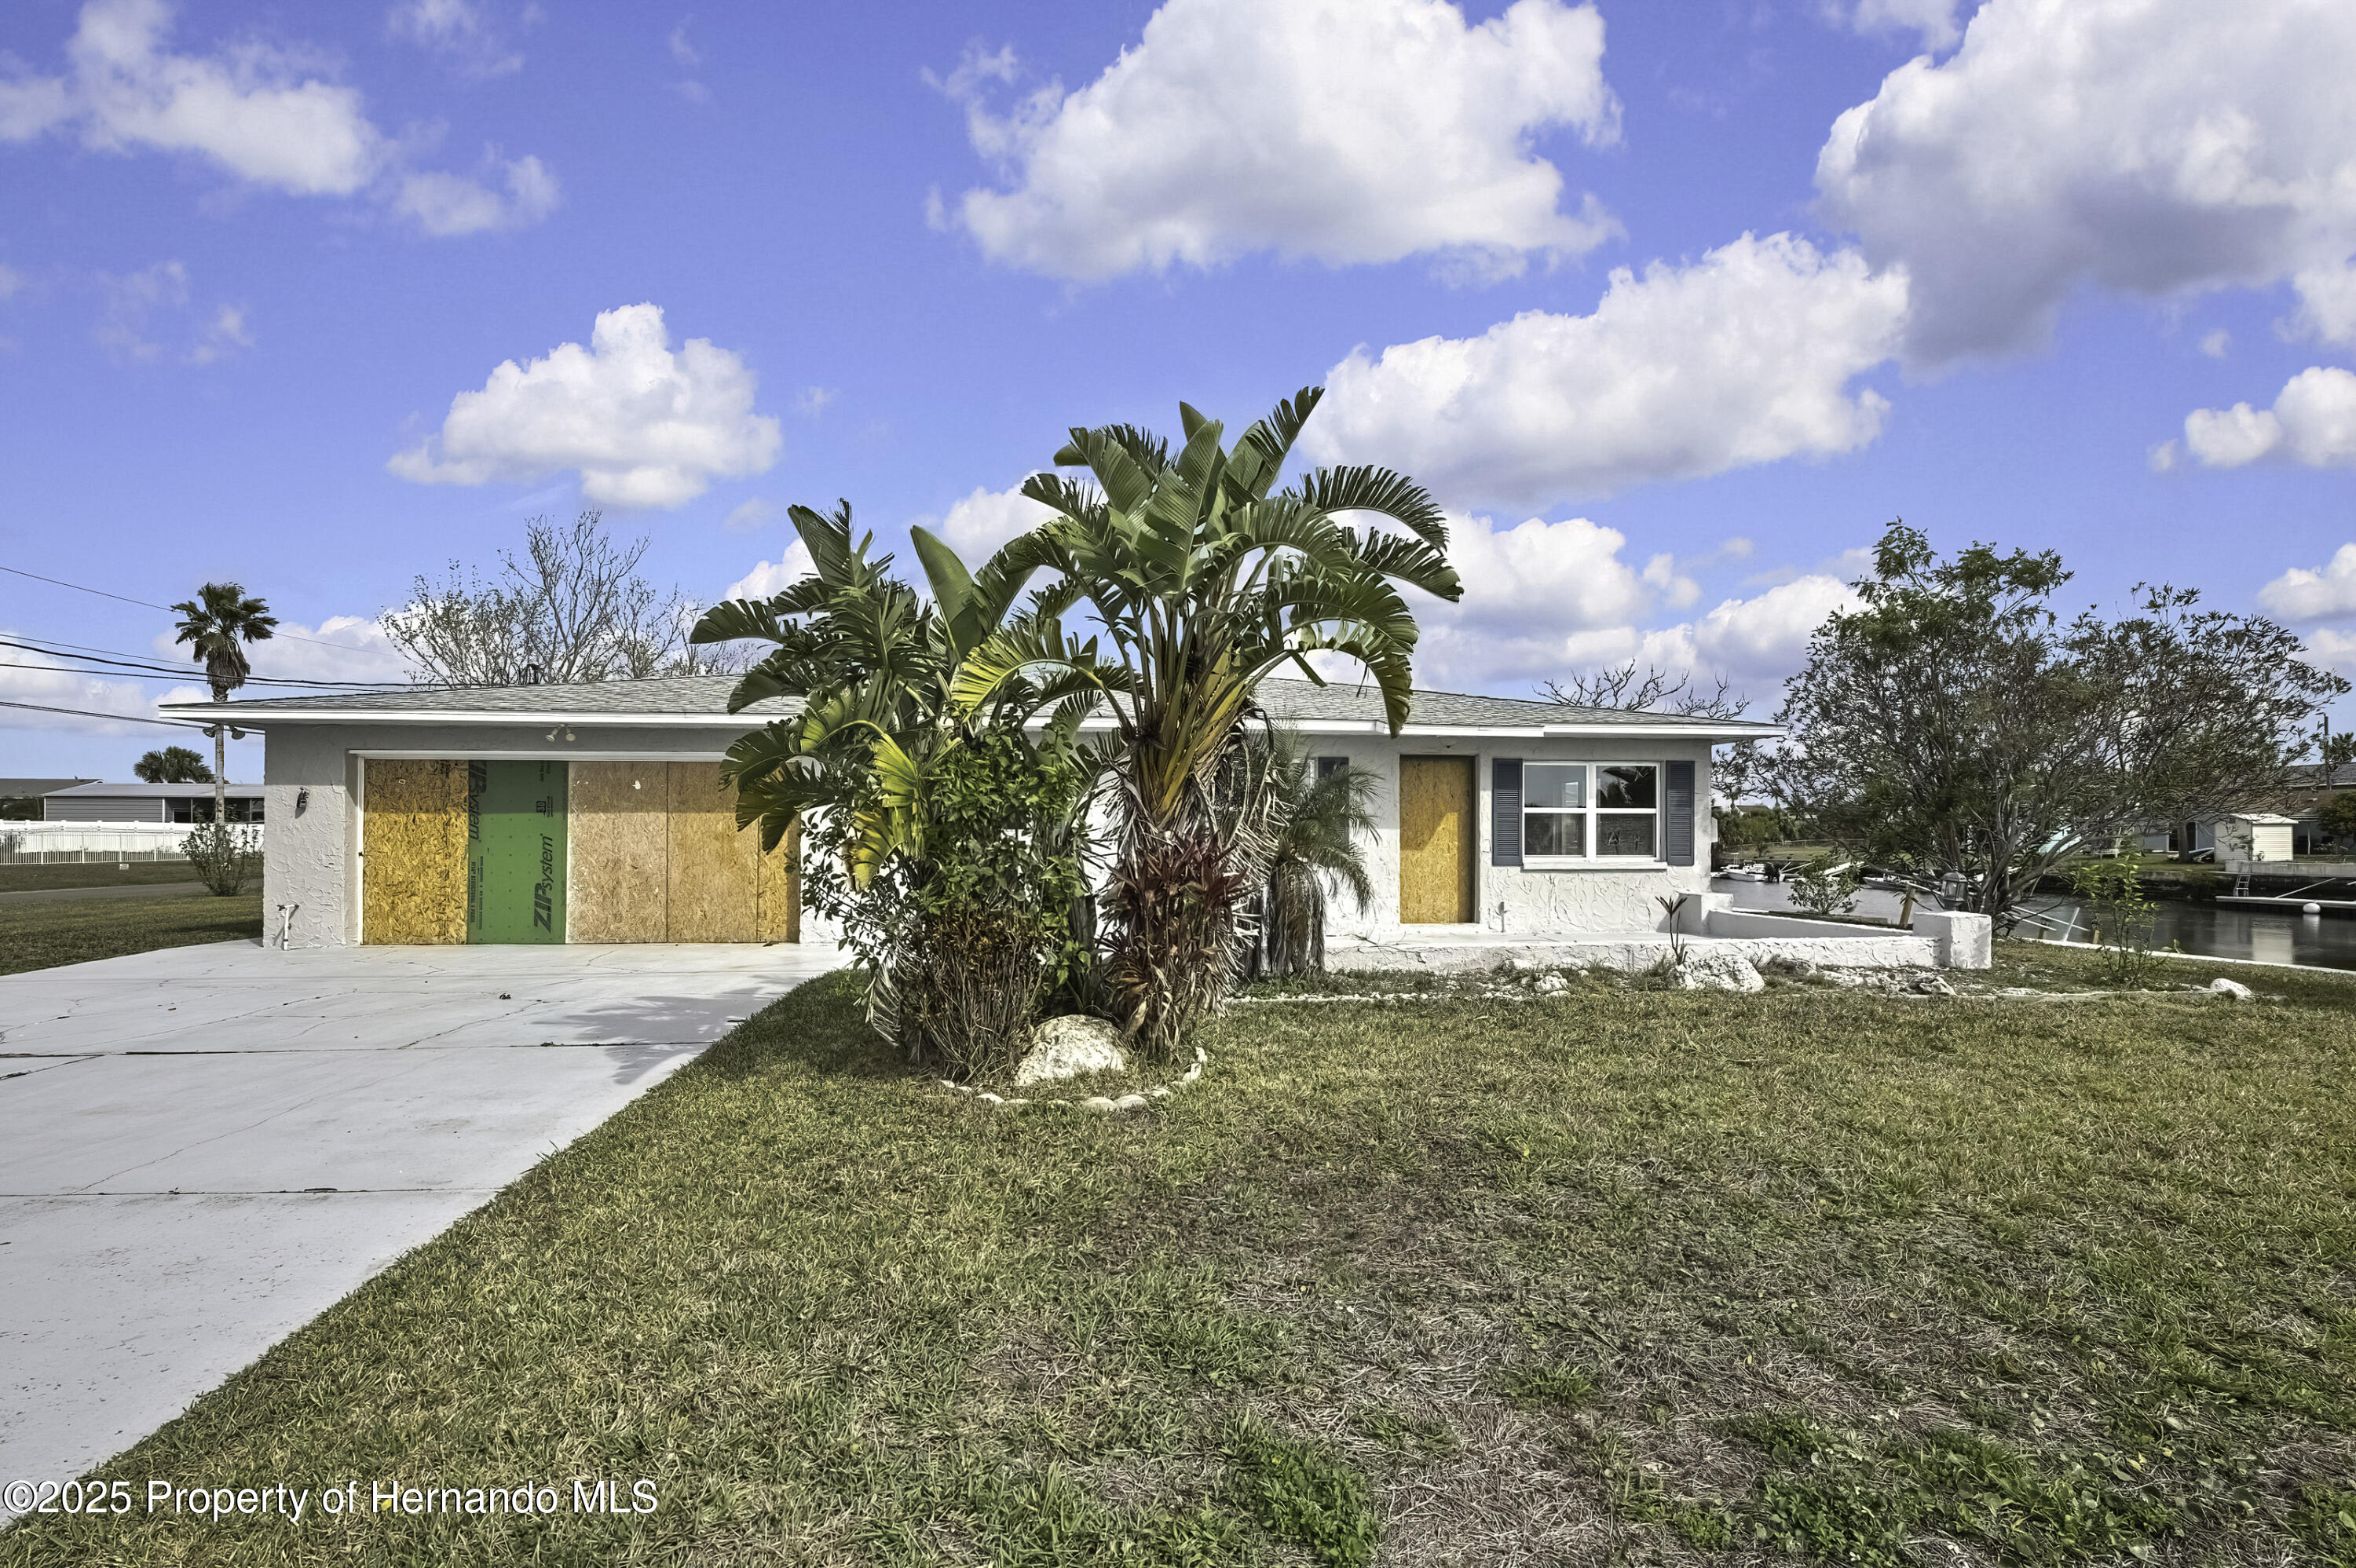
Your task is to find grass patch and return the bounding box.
[5,941,2352,1564]
[0,861,208,894]
[0,890,260,976]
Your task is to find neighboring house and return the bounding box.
[2139,812,2299,862]
[162,675,1778,951]
[42,781,265,824]
[1,777,96,821]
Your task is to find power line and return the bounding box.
[0,698,212,729]
[0,562,384,652]
[0,564,170,610]
[0,640,419,688]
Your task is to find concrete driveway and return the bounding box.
[0,938,843,1507]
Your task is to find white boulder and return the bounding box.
[2208,977,2255,1002]
[1535,973,1570,996]
[1014,1015,1129,1086]
[1672,951,1766,994]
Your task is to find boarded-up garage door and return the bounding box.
[566,761,799,943]
[361,759,468,945]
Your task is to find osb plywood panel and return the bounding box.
[1399,756,1474,925]
[362,759,467,945]
[569,761,668,943]
[667,762,759,942]
[757,817,800,944]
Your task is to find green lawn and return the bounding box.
[5,945,2353,1566]
[0,890,262,975]
[0,861,208,894]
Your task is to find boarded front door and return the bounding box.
[1399,756,1474,924]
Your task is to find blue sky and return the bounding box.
[5,0,2355,781]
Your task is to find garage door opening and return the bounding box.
[360,758,797,945]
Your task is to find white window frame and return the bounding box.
[1521,761,1664,868]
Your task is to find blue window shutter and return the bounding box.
[1491,758,1522,866]
[1665,759,1696,866]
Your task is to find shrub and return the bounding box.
[183,822,261,896]
[2069,858,2168,986]
[1789,857,1863,916]
[803,728,1089,1079]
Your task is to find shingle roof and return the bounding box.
[167,674,1780,736]
[44,781,264,797]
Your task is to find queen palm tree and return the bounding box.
[955,386,1460,1055]
[171,582,276,825]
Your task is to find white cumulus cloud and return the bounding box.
[1307,232,1908,509]
[726,540,816,602]
[931,481,1054,561]
[1816,0,2356,364]
[2179,367,2356,470]
[0,0,557,235]
[2259,543,2356,623]
[389,303,783,510]
[1825,0,1967,52]
[939,0,1622,283]
[1,0,382,194]
[1619,575,1859,687]
[388,0,526,80]
[393,153,559,236]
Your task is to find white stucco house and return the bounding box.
[165,674,1988,968]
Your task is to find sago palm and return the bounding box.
[171,582,276,825]
[956,386,1460,1054]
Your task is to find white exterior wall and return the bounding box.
[258,722,814,950]
[1315,734,1717,939]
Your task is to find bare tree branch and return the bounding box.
[1542,660,1751,720]
[384,512,749,685]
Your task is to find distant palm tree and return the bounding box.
[171,583,276,825]
[134,745,214,784]
[1241,729,1378,978]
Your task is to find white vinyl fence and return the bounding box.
[0,822,216,864]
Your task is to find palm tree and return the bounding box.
[171,583,276,824]
[1242,730,1378,978]
[956,386,1460,1055]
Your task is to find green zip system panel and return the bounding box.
[466,759,568,943]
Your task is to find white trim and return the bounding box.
[1524,858,1673,872]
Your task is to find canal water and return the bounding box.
[1714,877,2356,971]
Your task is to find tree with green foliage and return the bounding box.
[690,503,1092,1076]
[171,581,276,877]
[1239,731,1380,978]
[2318,791,2356,851]
[134,745,214,784]
[955,387,1461,1056]
[1771,522,2344,922]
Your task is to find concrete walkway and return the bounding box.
[0,939,844,1509]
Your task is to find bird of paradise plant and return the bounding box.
[954,386,1461,1057]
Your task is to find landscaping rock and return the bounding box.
[1535,973,1569,996]
[1671,952,1766,994]
[1014,1015,1129,1087]
[1913,975,1956,996]
[2208,977,2255,1002]
[1079,1096,1119,1113]
[1112,1094,1150,1113]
